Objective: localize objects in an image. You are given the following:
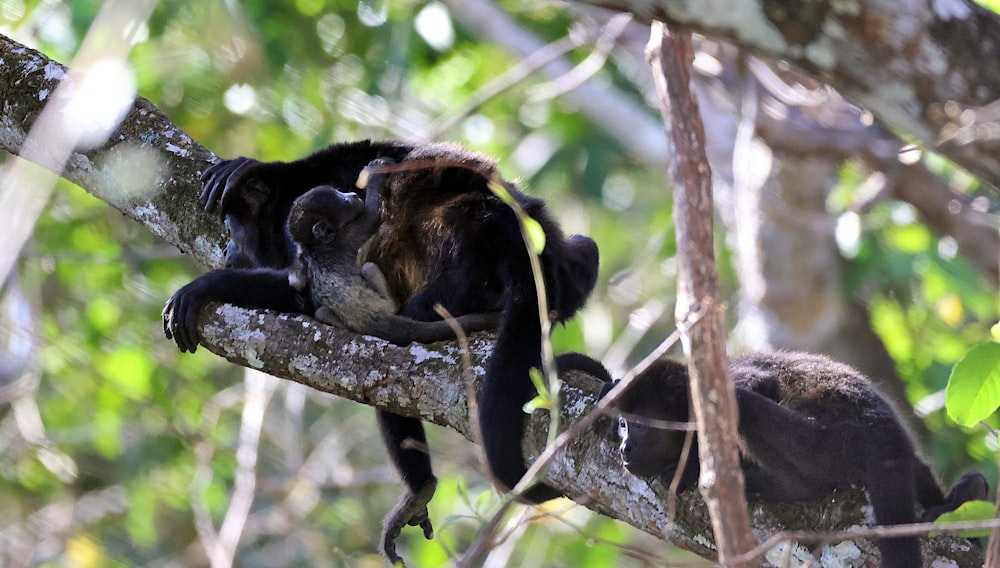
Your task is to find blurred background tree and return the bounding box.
[0,0,997,566]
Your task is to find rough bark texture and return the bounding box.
[0,32,986,567]
[647,23,758,566]
[576,0,1000,190]
[0,34,226,270]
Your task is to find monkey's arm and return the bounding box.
[163,269,305,353]
[735,389,854,502]
[201,141,415,214]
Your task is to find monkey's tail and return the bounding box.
[865,457,922,568]
[478,279,562,503]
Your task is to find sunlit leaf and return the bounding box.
[934,500,997,537]
[945,342,1000,426]
[936,294,965,327]
[524,367,552,412]
[886,224,932,253]
[523,216,546,254]
[66,536,104,568]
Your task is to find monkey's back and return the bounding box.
[361,142,556,315]
[731,352,914,448]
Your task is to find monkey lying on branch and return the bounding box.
[162,140,599,565]
[584,351,989,568]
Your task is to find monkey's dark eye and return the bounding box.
[312,221,333,240]
[246,179,270,199]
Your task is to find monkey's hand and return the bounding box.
[360,262,396,307]
[380,478,437,567]
[200,156,261,213]
[162,280,212,353]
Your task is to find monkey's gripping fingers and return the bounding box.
[162,285,208,353]
[380,479,437,567]
[199,156,260,213]
[358,157,396,218]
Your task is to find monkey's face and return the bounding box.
[614,360,693,481]
[617,412,689,480]
[288,185,365,245]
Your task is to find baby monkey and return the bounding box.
[286,158,499,344]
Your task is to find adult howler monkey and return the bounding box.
[163,140,599,562]
[596,351,988,568]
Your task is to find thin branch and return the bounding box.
[215,370,276,567]
[647,21,756,566]
[526,13,634,102]
[424,34,581,140]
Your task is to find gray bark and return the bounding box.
[0,32,985,567]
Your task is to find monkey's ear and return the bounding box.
[598,379,617,400]
[312,221,333,241]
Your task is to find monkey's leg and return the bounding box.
[361,262,396,307]
[376,411,437,566]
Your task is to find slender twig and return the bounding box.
[527,13,633,102]
[424,35,581,140]
[732,518,1000,566]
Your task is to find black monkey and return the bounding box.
[599,351,988,568]
[166,140,599,563]
[163,158,499,351]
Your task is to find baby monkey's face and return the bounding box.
[288,185,365,245]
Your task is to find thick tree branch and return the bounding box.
[0,34,226,270]
[0,33,985,566]
[575,0,1000,190]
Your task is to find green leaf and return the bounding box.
[523,367,552,412]
[523,216,546,254]
[934,500,997,537]
[945,342,1000,426]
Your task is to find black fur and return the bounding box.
[163,140,599,562]
[594,351,988,568]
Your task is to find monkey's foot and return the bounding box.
[921,471,990,522]
[380,479,437,567]
[313,306,345,327]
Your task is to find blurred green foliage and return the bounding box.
[0,1,997,567]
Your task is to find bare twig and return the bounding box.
[527,13,633,102]
[424,34,581,140]
[216,370,276,566]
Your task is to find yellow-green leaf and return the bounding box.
[524,368,552,412]
[933,500,996,537]
[523,216,546,254]
[945,342,1000,427]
